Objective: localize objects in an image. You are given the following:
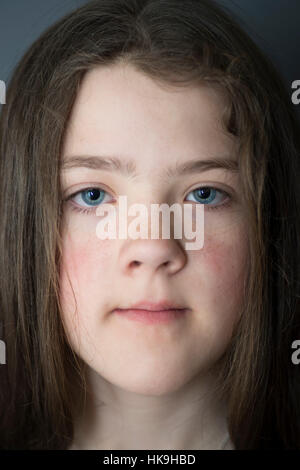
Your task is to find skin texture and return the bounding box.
[59,63,249,450]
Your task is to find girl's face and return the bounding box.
[59,63,248,396]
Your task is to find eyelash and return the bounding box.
[65,185,232,215]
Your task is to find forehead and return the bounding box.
[62,63,237,173]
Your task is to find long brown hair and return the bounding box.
[0,0,299,449]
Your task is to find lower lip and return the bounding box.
[113,308,188,324]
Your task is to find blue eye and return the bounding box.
[185,186,230,210]
[65,185,232,215]
[79,188,106,206]
[66,187,113,214]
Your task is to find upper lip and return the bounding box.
[116,300,187,311]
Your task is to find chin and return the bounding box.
[94,364,198,397]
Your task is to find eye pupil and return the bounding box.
[87,189,101,200]
[196,187,211,198]
[82,188,105,206]
[193,187,216,204]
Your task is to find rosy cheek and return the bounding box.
[59,235,113,301]
[205,242,237,287]
[205,224,248,273]
[191,229,249,315]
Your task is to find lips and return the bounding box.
[117,300,187,311]
[112,300,189,324]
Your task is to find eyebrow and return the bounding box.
[60,154,239,177]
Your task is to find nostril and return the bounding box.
[130,261,141,267]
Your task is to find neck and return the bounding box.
[70,365,232,450]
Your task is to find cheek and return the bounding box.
[206,240,246,291]
[59,234,113,311]
[58,234,115,349]
[210,233,248,324]
[190,226,249,326]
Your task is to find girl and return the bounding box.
[0,0,299,450]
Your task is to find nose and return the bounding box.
[119,238,187,277]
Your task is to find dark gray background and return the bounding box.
[0,0,299,119]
